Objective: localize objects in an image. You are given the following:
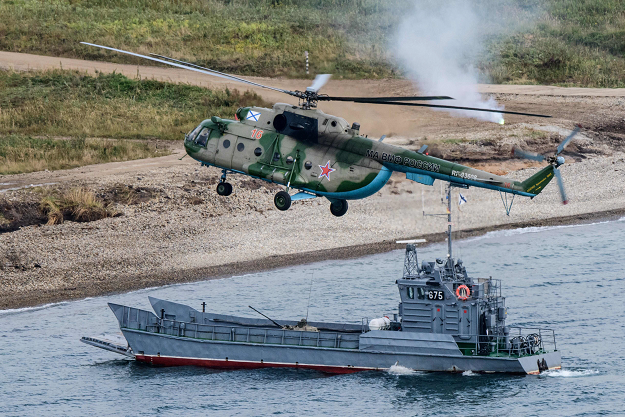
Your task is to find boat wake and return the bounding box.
[542,369,600,378]
[462,370,479,376]
[388,364,418,375]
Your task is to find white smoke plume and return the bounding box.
[392,0,504,123]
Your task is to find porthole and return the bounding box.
[254,147,262,157]
[331,120,337,127]
[304,161,312,170]
[286,156,294,164]
[223,139,231,149]
[237,142,245,152]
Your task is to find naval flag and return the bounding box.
[246,110,261,121]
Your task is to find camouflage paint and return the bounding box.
[185,104,554,201]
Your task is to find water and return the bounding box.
[1,219,624,416]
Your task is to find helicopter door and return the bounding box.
[203,129,220,164]
[231,136,255,172]
[214,134,237,169]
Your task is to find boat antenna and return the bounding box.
[446,182,452,261]
[248,305,283,329]
[305,273,314,322]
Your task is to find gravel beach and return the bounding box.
[1,146,624,310]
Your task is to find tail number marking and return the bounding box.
[251,129,264,139]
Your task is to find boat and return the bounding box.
[82,185,561,374]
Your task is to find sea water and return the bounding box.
[1,218,624,416]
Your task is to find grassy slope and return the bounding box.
[0,68,271,140]
[0,68,271,174]
[0,0,623,86]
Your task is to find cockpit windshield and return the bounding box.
[187,124,203,142]
[195,128,211,147]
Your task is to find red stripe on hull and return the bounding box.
[135,355,373,374]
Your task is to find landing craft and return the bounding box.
[83,42,578,216]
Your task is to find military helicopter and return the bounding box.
[83,42,578,216]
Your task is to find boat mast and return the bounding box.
[447,183,452,262]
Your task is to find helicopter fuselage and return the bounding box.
[184,103,554,214]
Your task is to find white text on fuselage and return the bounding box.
[366,150,440,173]
[451,170,478,181]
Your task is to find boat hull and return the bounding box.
[122,328,562,375]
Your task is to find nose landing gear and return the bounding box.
[216,169,233,196]
[216,182,232,196]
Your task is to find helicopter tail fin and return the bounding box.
[521,165,555,196]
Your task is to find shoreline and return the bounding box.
[4,207,624,311]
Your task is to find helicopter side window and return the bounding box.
[195,128,211,147]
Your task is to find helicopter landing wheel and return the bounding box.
[330,199,348,217]
[274,191,291,211]
[216,182,233,196]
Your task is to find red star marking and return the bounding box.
[318,161,335,181]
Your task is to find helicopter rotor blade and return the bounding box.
[513,148,545,162]
[553,167,568,205]
[148,53,297,96]
[319,95,454,102]
[556,126,581,155]
[81,42,296,96]
[319,99,551,118]
[307,74,331,93]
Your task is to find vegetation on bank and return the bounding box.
[0,0,623,86]
[0,135,169,175]
[0,69,271,142]
[39,188,119,225]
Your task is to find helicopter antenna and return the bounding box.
[305,273,314,322]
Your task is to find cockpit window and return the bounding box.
[195,128,211,147]
[187,124,203,142]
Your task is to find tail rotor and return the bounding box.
[513,126,581,205]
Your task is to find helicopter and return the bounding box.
[82,42,578,216]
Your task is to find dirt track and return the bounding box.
[1,52,625,310]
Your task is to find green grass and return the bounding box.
[0,1,623,84]
[0,0,398,78]
[0,68,272,140]
[0,135,169,175]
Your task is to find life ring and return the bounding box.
[456,285,470,301]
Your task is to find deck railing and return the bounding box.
[118,306,359,349]
[458,326,557,358]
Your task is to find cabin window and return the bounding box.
[417,287,426,299]
[304,161,312,170]
[223,139,231,149]
[254,147,262,156]
[407,287,414,299]
[331,120,337,127]
[286,156,294,164]
[195,128,211,147]
[237,143,245,152]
